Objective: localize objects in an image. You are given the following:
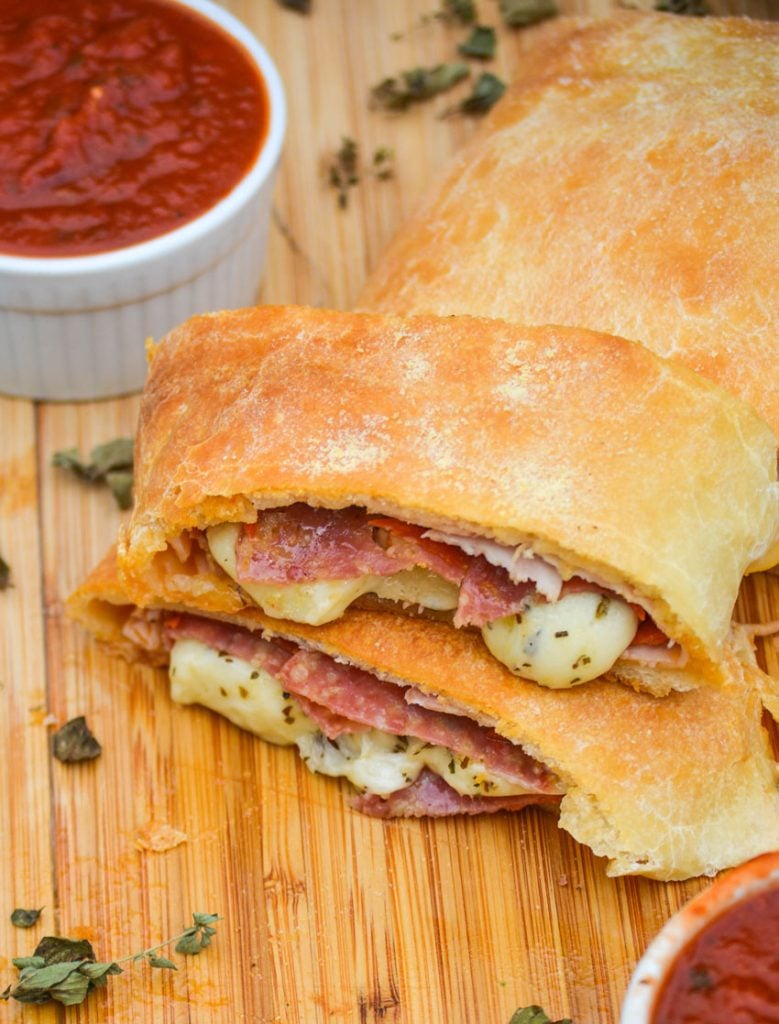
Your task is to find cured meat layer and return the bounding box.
[163,611,564,814]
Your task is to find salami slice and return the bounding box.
[235,505,414,583]
[351,769,562,818]
[165,612,293,676]
[293,693,369,739]
[278,650,561,793]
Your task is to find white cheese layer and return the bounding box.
[169,638,533,797]
[481,592,638,688]
[206,522,458,625]
[170,638,318,745]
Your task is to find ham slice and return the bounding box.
[351,769,561,818]
[278,649,561,793]
[235,505,414,583]
[424,530,564,600]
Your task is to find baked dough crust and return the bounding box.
[120,306,778,680]
[68,548,779,881]
[357,13,779,495]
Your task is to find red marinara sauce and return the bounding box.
[651,886,779,1024]
[0,0,268,256]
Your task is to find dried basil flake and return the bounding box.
[276,0,310,12]
[457,72,506,114]
[10,908,43,929]
[371,63,469,111]
[444,0,476,23]
[326,136,359,208]
[0,556,10,591]
[52,716,102,764]
[52,437,134,510]
[499,0,558,29]
[458,25,496,60]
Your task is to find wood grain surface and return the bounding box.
[1,2,777,1023]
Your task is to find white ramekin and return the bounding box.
[0,0,286,401]
[620,850,779,1023]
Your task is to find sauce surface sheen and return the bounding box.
[652,887,779,1024]
[0,0,267,256]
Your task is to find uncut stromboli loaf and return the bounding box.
[358,12,779,573]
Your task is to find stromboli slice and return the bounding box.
[68,547,779,880]
[119,305,778,692]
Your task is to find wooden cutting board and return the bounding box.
[1,2,777,1022]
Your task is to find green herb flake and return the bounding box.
[458,72,506,114]
[104,469,134,511]
[327,135,359,208]
[458,25,496,60]
[444,0,476,22]
[0,556,11,591]
[498,0,558,28]
[372,146,395,181]
[595,596,610,619]
[34,937,95,965]
[655,0,709,14]
[52,716,102,764]
[509,1007,573,1024]
[147,954,177,971]
[276,0,310,12]
[52,437,134,510]
[174,913,220,956]
[371,63,469,112]
[11,908,43,929]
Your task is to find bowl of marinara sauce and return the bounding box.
[620,850,779,1024]
[0,0,285,400]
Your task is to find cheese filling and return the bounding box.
[169,638,534,798]
[207,523,459,624]
[206,523,639,689]
[481,593,639,689]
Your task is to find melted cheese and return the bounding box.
[481,592,638,688]
[168,638,532,797]
[206,522,458,625]
[169,638,317,745]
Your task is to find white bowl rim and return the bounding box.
[620,851,779,1023]
[0,0,286,277]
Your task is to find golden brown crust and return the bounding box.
[121,305,778,674]
[357,13,779,446]
[68,550,779,880]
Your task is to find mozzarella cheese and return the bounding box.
[481,592,638,688]
[206,522,458,625]
[169,638,532,797]
[170,638,317,745]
